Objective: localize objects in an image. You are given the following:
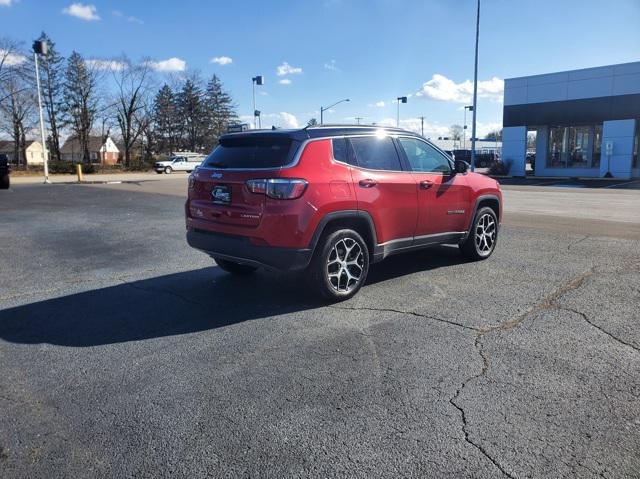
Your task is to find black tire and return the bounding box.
[308,228,370,302]
[0,174,9,190]
[460,206,498,260]
[479,160,487,167]
[155,170,163,174]
[214,257,257,275]
[164,166,173,174]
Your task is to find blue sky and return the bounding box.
[2,0,639,137]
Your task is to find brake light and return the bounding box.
[246,178,308,199]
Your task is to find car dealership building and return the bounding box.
[501,61,640,178]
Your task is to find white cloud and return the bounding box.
[239,112,300,129]
[0,49,26,66]
[375,117,449,137]
[145,57,186,72]
[211,56,233,66]
[112,10,143,23]
[85,59,126,71]
[278,78,292,85]
[259,90,268,96]
[276,112,299,128]
[324,59,340,72]
[374,101,385,107]
[0,0,14,6]
[62,3,100,21]
[276,61,302,76]
[418,74,504,103]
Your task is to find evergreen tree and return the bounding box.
[34,32,65,161]
[177,75,206,152]
[204,74,237,148]
[153,84,180,154]
[63,51,100,162]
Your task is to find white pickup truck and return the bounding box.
[154,155,205,174]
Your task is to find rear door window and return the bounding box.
[332,138,356,165]
[349,137,402,171]
[203,136,299,169]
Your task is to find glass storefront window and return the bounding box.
[547,124,602,168]
[633,120,639,168]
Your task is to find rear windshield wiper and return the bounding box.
[207,162,228,168]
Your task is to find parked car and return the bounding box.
[0,154,10,189]
[154,155,204,174]
[452,149,499,168]
[186,126,502,301]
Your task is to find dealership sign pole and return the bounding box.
[470,0,480,172]
[33,41,50,184]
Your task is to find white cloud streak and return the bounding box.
[145,57,186,72]
[0,49,26,66]
[211,56,233,66]
[62,3,100,21]
[0,0,14,7]
[417,74,504,103]
[85,59,126,71]
[276,61,302,76]
[278,78,292,85]
[324,59,340,72]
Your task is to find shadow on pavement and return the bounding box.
[0,246,465,348]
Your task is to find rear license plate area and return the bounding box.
[211,185,231,205]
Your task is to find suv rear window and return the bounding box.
[203,136,299,169]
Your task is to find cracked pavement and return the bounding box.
[1,180,639,478]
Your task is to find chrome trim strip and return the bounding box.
[378,231,467,247]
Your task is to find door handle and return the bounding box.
[419,180,434,189]
[359,179,377,188]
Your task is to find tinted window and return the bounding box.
[399,138,451,173]
[332,138,351,164]
[349,137,402,171]
[203,136,298,169]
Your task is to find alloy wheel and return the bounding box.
[475,213,496,255]
[326,238,364,293]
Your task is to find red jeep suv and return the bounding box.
[186,126,502,300]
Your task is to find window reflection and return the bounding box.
[548,124,602,168]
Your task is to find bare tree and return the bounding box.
[112,57,153,167]
[449,124,463,141]
[0,40,35,166]
[0,38,29,105]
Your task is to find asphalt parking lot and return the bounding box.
[1,177,639,478]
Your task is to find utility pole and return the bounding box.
[355,117,363,125]
[470,0,480,172]
[33,40,50,184]
[419,116,424,136]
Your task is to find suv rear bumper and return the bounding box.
[187,228,313,271]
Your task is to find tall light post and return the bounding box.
[33,40,50,184]
[396,96,407,127]
[463,105,473,150]
[252,75,264,129]
[320,98,349,124]
[470,0,480,171]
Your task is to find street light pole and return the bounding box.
[33,41,50,184]
[470,0,480,172]
[320,98,350,125]
[252,75,264,129]
[463,105,473,150]
[396,96,407,127]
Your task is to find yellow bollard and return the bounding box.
[76,163,83,183]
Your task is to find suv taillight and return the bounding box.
[246,178,308,199]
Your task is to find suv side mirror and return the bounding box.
[454,159,469,174]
